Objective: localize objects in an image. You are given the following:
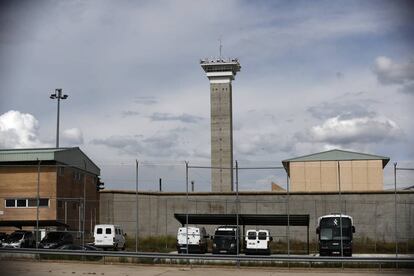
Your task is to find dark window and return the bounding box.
[59,167,65,176]
[39,198,49,207]
[28,199,37,207]
[258,232,267,240]
[58,201,63,208]
[6,199,15,207]
[97,228,103,234]
[16,199,27,207]
[105,228,112,234]
[247,232,256,240]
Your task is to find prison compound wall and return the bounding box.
[99,190,414,244]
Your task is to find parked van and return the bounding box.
[212,225,241,254]
[176,226,208,253]
[244,229,272,255]
[94,224,125,250]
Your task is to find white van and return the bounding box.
[94,224,125,250]
[176,226,208,253]
[245,229,272,255]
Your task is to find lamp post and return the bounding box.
[50,88,68,148]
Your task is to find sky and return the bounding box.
[0,0,413,191]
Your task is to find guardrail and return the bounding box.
[1,248,414,265]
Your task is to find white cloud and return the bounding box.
[373,56,414,89]
[309,115,402,146]
[61,128,84,146]
[0,110,48,148]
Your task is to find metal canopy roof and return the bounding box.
[0,220,69,229]
[174,214,309,227]
[0,147,100,175]
[282,149,390,173]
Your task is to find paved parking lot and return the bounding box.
[0,260,413,276]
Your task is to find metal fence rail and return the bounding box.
[1,248,413,264]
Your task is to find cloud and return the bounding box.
[91,135,143,155]
[307,102,377,120]
[308,115,402,146]
[0,110,48,148]
[373,56,414,93]
[91,132,188,158]
[61,128,84,146]
[134,97,158,105]
[149,112,204,123]
[121,110,140,117]
[235,132,293,156]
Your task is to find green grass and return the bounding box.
[125,235,176,252]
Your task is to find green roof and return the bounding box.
[0,147,100,175]
[282,149,390,173]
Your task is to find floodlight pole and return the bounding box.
[50,88,68,148]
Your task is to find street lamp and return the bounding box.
[50,88,68,148]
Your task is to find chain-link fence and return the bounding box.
[0,162,413,256]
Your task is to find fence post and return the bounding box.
[135,160,139,252]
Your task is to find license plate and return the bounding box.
[220,250,226,253]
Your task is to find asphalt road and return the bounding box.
[0,260,412,276]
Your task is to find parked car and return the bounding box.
[1,230,35,248]
[176,226,208,253]
[93,224,125,250]
[38,231,73,249]
[58,244,101,251]
[212,225,242,254]
[244,229,272,255]
[0,232,8,247]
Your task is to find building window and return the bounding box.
[5,198,49,208]
[17,199,27,207]
[59,167,65,176]
[5,199,15,207]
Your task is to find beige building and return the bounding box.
[0,147,101,234]
[282,149,390,192]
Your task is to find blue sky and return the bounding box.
[0,0,413,191]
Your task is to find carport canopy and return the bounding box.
[0,220,69,229]
[174,213,309,227]
[174,213,310,254]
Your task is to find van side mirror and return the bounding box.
[352,226,355,233]
[316,227,320,234]
[123,233,127,237]
[270,237,273,242]
[210,236,214,240]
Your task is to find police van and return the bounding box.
[244,229,272,255]
[94,224,125,250]
[176,226,208,253]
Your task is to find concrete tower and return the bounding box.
[200,58,241,192]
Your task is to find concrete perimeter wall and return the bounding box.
[99,191,414,244]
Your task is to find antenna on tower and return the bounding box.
[218,36,222,60]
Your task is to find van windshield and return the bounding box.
[319,217,352,241]
[43,232,63,242]
[215,230,235,238]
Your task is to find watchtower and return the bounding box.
[200,58,241,192]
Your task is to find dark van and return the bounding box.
[212,226,241,254]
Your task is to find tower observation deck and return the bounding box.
[201,58,241,192]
